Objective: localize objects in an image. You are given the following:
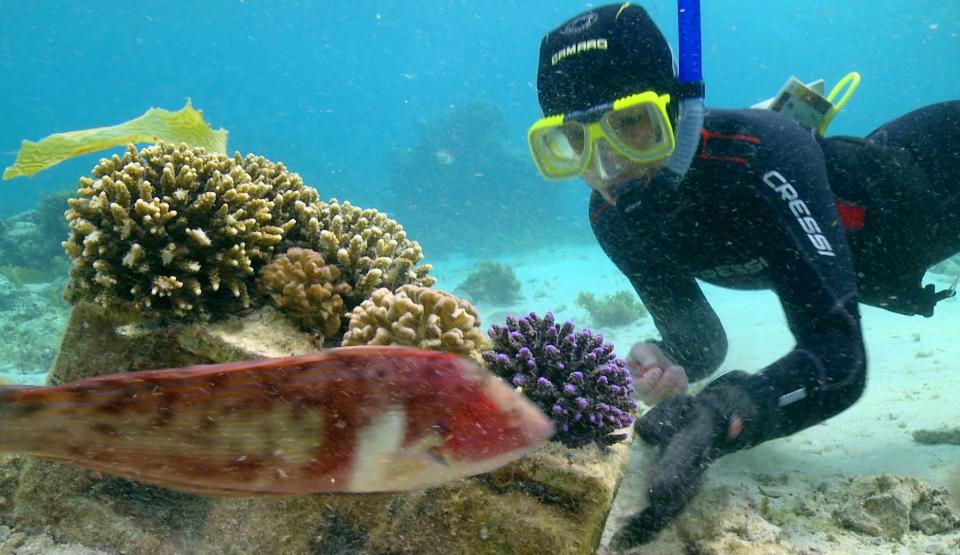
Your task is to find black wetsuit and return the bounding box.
[590,101,960,447]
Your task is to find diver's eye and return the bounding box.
[431,421,450,434]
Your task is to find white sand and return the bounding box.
[432,243,960,552]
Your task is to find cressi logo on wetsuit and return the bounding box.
[762,170,835,257]
[698,257,769,281]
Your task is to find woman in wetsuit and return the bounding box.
[528,3,960,547]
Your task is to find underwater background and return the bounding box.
[0,1,958,553]
[2,0,957,380]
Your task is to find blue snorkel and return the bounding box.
[618,0,705,214]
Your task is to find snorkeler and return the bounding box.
[529,2,960,549]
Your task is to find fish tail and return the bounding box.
[0,383,40,452]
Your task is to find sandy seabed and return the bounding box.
[436,243,960,554]
[0,242,955,554]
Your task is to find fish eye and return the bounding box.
[427,445,450,466]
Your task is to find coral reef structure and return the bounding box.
[259,247,352,341]
[576,290,647,328]
[912,426,960,445]
[0,189,73,283]
[62,142,320,322]
[342,285,486,361]
[387,101,585,256]
[296,199,436,307]
[456,260,522,305]
[624,474,960,554]
[833,475,959,540]
[483,312,636,448]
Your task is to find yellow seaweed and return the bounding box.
[2,99,228,180]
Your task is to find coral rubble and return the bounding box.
[483,312,636,447]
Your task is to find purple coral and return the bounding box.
[482,312,637,448]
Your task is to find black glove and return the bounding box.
[609,378,757,550]
[882,283,956,317]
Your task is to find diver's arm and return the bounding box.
[612,120,867,547]
[718,121,866,446]
[626,273,727,382]
[588,193,727,381]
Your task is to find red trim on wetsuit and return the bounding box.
[698,129,761,165]
[835,200,865,231]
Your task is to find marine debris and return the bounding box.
[2,100,227,179]
[483,312,636,448]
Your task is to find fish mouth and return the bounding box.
[481,373,555,447]
[343,374,555,493]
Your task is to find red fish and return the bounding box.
[0,346,553,495]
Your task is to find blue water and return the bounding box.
[2,1,957,221]
[0,2,959,552]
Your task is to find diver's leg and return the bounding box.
[867,101,960,269]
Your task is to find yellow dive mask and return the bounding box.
[527,91,675,181]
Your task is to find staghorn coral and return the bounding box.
[482,312,637,448]
[62,142,320,322]
[342,284,486,361]
[259,247,351,341]
[295,199,436,305]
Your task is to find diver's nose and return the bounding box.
[591,139,630,181]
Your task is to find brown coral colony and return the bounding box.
[259,247,351,340]
[62,142,436,328]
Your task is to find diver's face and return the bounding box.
[574,105,667,204]
[581,150,664,204]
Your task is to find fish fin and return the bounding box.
[35,454,272,497]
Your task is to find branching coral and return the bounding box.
[576,290,647,328]
[295,199,436,306]
[62,142,319,322]
[482,312,637,448]
[342,285,486,361]
[456,261,522,305]
[259,247,351,341]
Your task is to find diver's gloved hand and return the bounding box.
[883,283,956,317]
[609,377,757,550]
[916,283,956,317]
